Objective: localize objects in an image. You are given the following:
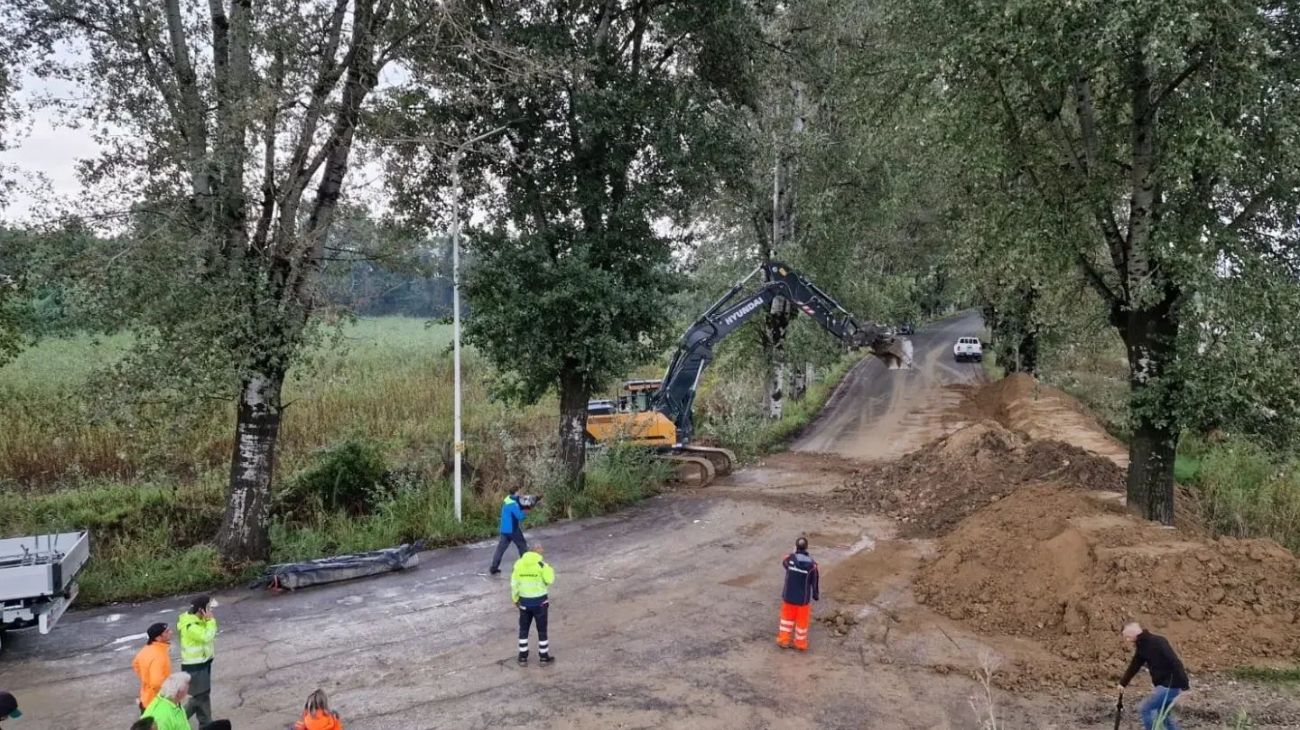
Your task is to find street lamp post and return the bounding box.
[447,126,508,523]
[450,148,465,523]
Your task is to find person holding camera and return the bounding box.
[777,536,820,651]
[489,490,538,575]
[177,596,219,725]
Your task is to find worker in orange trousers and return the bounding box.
[776,536,820,650]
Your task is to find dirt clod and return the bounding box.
[818,608,860,636]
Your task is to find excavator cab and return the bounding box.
[616,380,661,413]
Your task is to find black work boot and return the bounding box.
[539,653,554,665]
[517,652,528,665]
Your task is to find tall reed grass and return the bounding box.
[1,318,857,603]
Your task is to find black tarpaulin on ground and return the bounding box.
[251,541,424,591]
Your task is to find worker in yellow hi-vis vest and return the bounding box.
[511,542,555,665]
[177,595,219,724]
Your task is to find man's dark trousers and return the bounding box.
[518,601,550,659]
[490,530,528,572]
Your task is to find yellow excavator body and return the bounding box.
[586,381,735,487]
[585,410,677,447]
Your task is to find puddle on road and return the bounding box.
[805,531,857,549]
[846,534,877,555]
[721,572,761,588]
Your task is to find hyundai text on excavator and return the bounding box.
[586,261,910,487]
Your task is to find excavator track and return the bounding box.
[660,454,716,488]
[675,445,736,478]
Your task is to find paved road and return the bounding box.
[1,312,1027,730]
[793,311,987,458]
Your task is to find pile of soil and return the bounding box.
[834,420,1124,536]
[915,483,1300,686]
[960,372,1128,466]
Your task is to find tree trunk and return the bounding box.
[216,370,285,564]
[763,301,792,419]
[1120,291,1180,524]
[1018,328,1039,376]
[558,363,590,486]
[768,360,787,417]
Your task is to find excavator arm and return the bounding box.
[653,261,903,445]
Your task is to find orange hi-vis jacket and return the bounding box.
[294,709,344,730]
[131,640,172,708]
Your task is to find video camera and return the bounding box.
[518,494,543,509]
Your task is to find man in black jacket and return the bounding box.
[1118,622,1190,730]
[776,537,820,651]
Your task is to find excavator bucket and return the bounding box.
[870,335,913,369]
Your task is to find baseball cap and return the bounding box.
[146,622,168,642]
[0,691,21,718]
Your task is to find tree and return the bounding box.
[0,270,18,367]
[723,0,962,385]
[0,36,17,210]
[4,0,436,562]
[886,0,1300,522]
[386,0,756,483]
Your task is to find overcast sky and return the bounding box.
[1,73,103,223]
[0,67,396,226]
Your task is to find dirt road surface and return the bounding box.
[2,313,1283,729]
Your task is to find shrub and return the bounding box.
[1184,436,1300,552]
[542,446,670,520]
[280,439,389,518]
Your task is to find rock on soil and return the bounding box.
[834,419,1124,537]
[914,483,1300,686]
[817,608,860,637]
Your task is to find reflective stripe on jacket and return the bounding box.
[511,551,554,604]
[177,611,218,665]
[141,695,190,730]
[131,640,172,708]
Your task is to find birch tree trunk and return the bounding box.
[216,370,285,562]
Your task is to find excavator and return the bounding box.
[586,261,909,487]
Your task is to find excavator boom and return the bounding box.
[586,261,909,486]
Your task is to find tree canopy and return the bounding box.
[882,0,1300,521]
[386,0,760,480]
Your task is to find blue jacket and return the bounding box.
[781,551,820,605]
[499,494,526,535]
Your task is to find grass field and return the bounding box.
[0,318,559,602]
[0,317,853,604]
[0,318,511,487]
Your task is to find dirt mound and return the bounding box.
[961,373,1128,467]
[835,420,1124,536]
[915,484,1300,686]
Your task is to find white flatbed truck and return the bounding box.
[0,531,90,653]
